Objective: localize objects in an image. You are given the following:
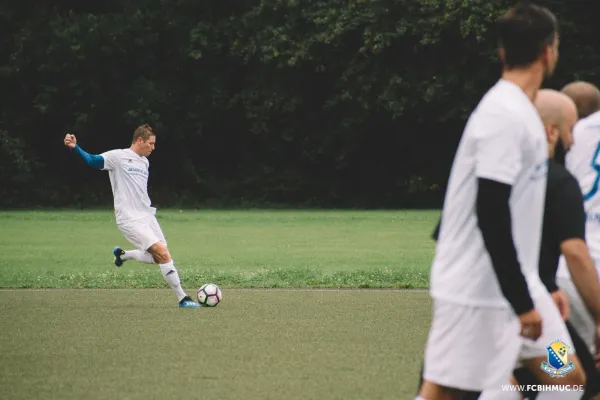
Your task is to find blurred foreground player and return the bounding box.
[417,4,586,400]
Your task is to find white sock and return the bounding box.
[414,397,427,400]
[159,261,187,302]
[122,250,155,264]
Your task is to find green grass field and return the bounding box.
[0,210,438,289]
[0,210,437,399]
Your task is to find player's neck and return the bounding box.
[129,145,143,157]
[501,67,544,103]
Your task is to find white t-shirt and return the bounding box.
[430,80,549,308]
[101,148,156,224]
[557,110,600,278]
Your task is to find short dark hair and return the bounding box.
[496,2,558,69]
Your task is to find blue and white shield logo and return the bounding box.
[540,339,575,377]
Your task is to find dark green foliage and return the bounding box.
[1,0,598,208]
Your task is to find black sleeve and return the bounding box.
[554,177,586,243]
[477,178,534,315]
[540,270,559,294]
[432,218,441,241]
[539,176,586,293]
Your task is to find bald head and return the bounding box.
[561,81,600,119]
[535,89,576,125]
[535,89,578,157]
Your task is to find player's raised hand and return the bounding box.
[64,133,77,149]
[519,309,542,340]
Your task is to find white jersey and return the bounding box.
[101,148,156,224]
[430,80,548,308]
[557,110,600,278]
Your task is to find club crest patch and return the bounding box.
[540,339,575,377]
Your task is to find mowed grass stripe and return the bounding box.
[0,210,438,289]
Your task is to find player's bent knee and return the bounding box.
[147,242,171,264]
[153,251,171,264]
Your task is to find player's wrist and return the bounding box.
[545,281,559,293]
[511,292,535,316]
[516,308,534,317]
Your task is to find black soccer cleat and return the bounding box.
[113,247,126,267]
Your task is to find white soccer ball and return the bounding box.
[197,283,222,307]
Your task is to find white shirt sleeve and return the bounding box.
[474,118,524,186]
[101,150,122,171]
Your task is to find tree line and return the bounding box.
[1,0,598,208]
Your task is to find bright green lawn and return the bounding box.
[0,211,436,399]
[0,289,432,400]
[0,210,438,288]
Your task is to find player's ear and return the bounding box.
[562,125,574,149]
[544,45,552,62]
[553,126,560,140]
[543,123,556,144]
[551,126,562,146]
[542,43,556,69]
[498,47,506,63]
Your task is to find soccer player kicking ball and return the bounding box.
[63,124,200,309]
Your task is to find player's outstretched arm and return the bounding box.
[64,134,104,169]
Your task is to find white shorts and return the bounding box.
[117,215,167,252]
[423,291,574,392]
[557,276,596,355]
[518,289,574,361]
[422,300,521,391]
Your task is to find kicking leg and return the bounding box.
[116,217,199,308]
[147,242,199,308]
